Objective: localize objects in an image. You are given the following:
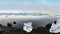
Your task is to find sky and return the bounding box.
[0,0,60,14]
[0,0,60,6]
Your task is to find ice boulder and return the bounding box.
[49,18,60,33]
[23,22,33,33]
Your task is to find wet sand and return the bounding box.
[0,15,58,34]
[0,15,58,28]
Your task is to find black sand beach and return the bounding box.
[0,24,59,34]
[0,16,58,34]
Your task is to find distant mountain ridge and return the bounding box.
[0,13,48,16]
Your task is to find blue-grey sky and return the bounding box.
[0,0,60,14]
[0,0,60,6]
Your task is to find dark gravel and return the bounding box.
[0,24,60,34]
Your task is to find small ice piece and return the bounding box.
[49,18,60,33]
[23,22,33,33]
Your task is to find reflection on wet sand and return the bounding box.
[0,15,58,29]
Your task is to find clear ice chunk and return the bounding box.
[23,22,33,33]
[49,18,60,33]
